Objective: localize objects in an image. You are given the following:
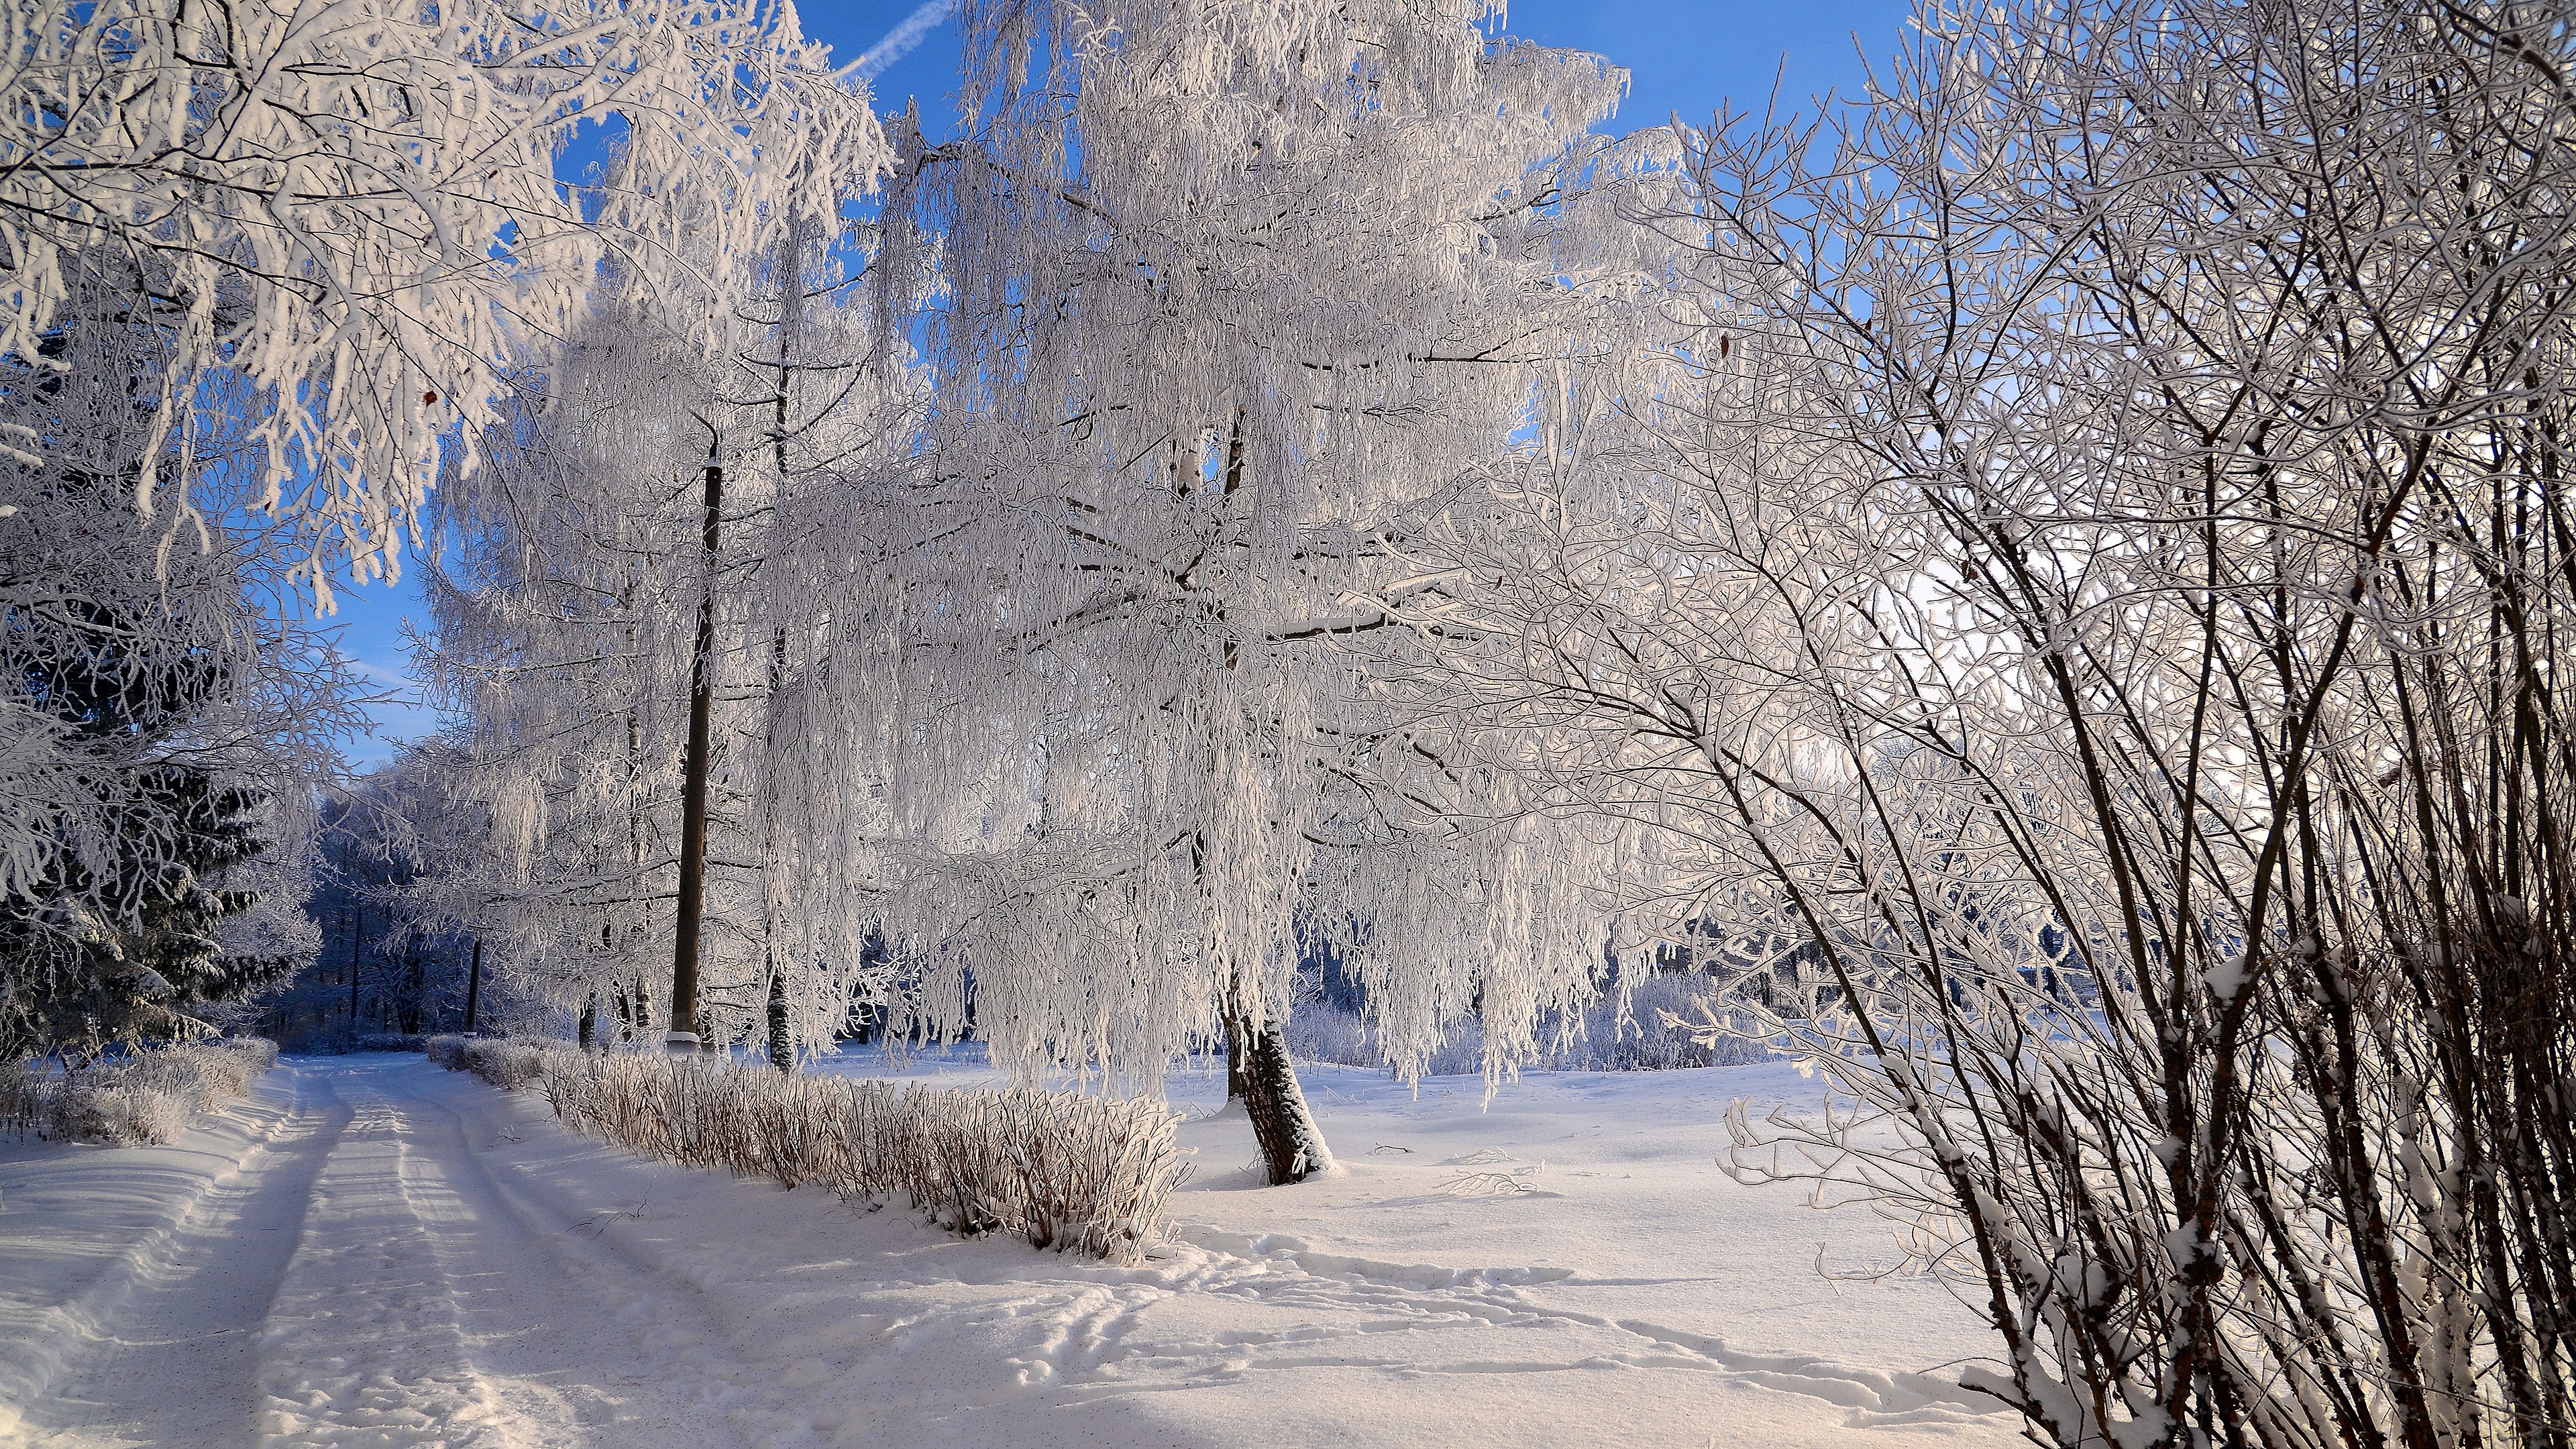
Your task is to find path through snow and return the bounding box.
[2,1053,2019,1448]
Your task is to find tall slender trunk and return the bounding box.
[766,969,792,1073]
[347,905,362,1032]
[669,454,722,1053]
[578,994,596,1051]
[759,228,801,1078]
[464,938,482,1032]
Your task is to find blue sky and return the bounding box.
[323,0,1913,768]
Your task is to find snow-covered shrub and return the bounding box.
[1428,2,2576,1442]
[52,1081,189,1146]
[533,1051,1187,1260]
[425,1035,549,1090]
[0,1059,61,1140]
[16,1037,279,1144]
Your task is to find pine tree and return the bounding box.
[3,263,345,1059]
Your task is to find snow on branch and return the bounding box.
[0,0,892,596]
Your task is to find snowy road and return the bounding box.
[2,1055,2020,1449]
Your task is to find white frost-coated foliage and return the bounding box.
[1,251,349,959]
[859,0,1652,1092]
[419,215,920,1054]
[1288,971,1776,1075]
[0,1036,277,1143]
[1418,1,2576,1444]
[431,1037,1188,1259]
[0,0,893,591]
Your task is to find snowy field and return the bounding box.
[0,1052,2016,1449]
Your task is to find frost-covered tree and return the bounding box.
[276,740,547,1042]
[0,0,892,592]
[1,255,350,1057]
[861,0,1639,1181]
[1424,0,2576,1442]
[419,199,919,1059]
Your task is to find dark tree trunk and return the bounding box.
[347,906,362,1032]
[1236,1015,1332,1184]
[578,994,596,1051]
[766,968,793,1072]
[464,938,482,1032]
[669,458,722,1053]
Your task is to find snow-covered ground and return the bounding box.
[1,1051,2016,1448]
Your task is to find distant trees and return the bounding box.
[260,751,525,1047]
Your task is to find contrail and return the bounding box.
[847,0,957,83]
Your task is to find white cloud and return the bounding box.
[847,0,956,83]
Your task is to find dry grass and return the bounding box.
[1,1038,279,1144]
[426,1034,548,1089]
[427,1037,1189,1260]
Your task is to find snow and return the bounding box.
[2,1053,2017,1447]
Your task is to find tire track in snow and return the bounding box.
[254,1070,535,1448]
[3,1062,343,1449]
[388,1060,728,1447]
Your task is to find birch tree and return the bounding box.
[862,0,1640,1181]
[419,199,918,1058]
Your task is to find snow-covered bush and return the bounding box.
[425,1035,549,1091]
[517,1051,1187,1260]
[1,1037,277,1144]
[0,1059,60,1141]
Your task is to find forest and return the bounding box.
[5,1,2575,1446]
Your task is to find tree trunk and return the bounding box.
[347,906,362,1033]
[765,967,793,1072]
[1222,996,1250,1102]
[1236,1014,1332,1184]
[578,994,596,1051]
[668,456,722,1054]
[464,937,483,1032]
